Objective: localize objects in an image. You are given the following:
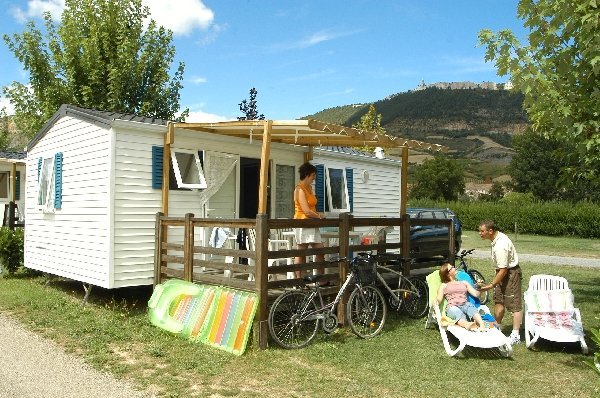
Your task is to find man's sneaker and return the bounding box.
[509,333,521,345]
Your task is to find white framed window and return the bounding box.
[0,172,9,199]
[170,149,207,189]
[37,157,55,210]
[325,167,350,213]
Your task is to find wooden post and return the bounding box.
[257,120,272,214]
[400,213,411,276]
[154,212,164,287]
[162,123,175,215]
[11,163,16,202]
[304,146,313,162]
[337,213,351,324]
[183,213,194,282]
[400,146,408,216]
[253,214,269,349]
[448,219,456,264]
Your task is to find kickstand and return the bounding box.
[82,283,93,305]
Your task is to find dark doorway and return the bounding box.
[239,158,271,218]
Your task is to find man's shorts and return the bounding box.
[494,265,522,312]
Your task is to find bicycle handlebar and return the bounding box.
[457,248,475,259]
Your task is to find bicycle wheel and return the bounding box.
[346,285,387,338]
[402,277,429,318]
[469,270,489,305]
[268,290,319,349]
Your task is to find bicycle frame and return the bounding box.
[375,263,422,303]
[295,269,366,323]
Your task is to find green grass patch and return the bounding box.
[461,231,600,258]
[0,261,598,397]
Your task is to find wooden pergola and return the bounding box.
[161,119,447,216]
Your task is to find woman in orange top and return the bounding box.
[293,162,326,282]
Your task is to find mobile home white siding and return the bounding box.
[25,106,402,288]
[25,116,112,286]
[313,148,401,243]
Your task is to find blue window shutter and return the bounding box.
[315,164,325,212]
[37,157,42,181]
[54,152,63,209]
[152,146,163,189]
[15,171,20,201]
[346,167,353,213]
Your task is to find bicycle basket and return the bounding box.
[351,255,377,285]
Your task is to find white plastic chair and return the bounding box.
[425,270,512,357]
[524,274,588,354]
[246,228,293,281]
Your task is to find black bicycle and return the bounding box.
[268,257,387,349]
[455,248,488,305]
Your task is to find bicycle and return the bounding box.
[363,253,430,319]
[455,248,488,305]
[268,257,387,349]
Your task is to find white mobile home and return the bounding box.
[25,105,417,288]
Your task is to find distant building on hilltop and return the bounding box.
[414,80,512,91]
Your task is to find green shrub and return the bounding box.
[0,227,24,274]
[408,200,600,238]
[587,327,600,376]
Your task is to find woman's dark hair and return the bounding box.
[299,162,317,180]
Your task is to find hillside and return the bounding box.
[305,87,529,172]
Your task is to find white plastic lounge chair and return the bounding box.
[425,270,512,357]
[524,274,588,354]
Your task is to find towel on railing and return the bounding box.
[209,227,231,248]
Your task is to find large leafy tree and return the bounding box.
[3,0,188,139]
[509,130,563,200]
[410,156,465,201]
[510,130,600,201]
[478,0,600,184]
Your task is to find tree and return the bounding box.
[238,88,264,121]
[509,130,563,200]
[3,0,188,139]
[509,130,600,201]
[352,104,385,152]
[409,156,465,201]
[0,108,12,150]
[352,104,385,134]
[478,0,600,184]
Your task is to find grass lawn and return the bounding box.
[461,231,600,258]
[0,258,598,397]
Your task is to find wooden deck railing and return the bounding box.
[154,212,455,349]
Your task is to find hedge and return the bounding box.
[409,200,600,238]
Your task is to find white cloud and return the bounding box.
[10,0,65,23]
[0,97,16,115]
[143,0,214,36]
[269,28,364,52]
[10,0,215,38]
[189,76,207,85]
[182,107,232,123]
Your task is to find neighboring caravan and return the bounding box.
[24,105,403,289]
[0,151,26,225]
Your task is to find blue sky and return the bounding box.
[0,0,528,122]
